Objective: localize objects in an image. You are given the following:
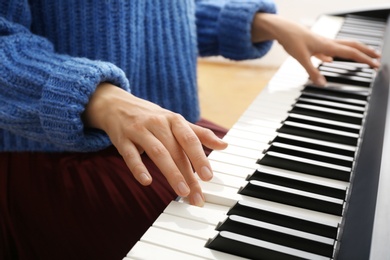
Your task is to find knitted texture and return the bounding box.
[0,0,276,152]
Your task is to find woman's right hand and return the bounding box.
[82,83,228,206]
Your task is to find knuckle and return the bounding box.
[149,115,164,125]
[129,121,144,132]
[120,150,146,173]
[182,132,200,145]
[170,113,185,122]
[202,127,215,137]
[186,177,200,190]
[170,148,186,162]
[120,149,138,161]
[149,144,166,157]
[131,163,146,175]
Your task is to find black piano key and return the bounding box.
[248,170,347,200]
[340,23,386,36]
[238,180,344,216]
[321,61,376,71]
[303,85,369,101]
[265,144,353,167]
[295,97,366,114]
[228,200,339,239]
[319,71,372,87]
[319,65,374,79]
[340,14,386,29]
[258,152,351,181]
[285,116,360,135]
[289,106,363,125]
[216,215,335,258]
[271,135,356,157]
[338,34,382,46]
[298,93,366,109]
[332,56,367,63]
[299,92,367,107]
[277,123,358,146]
[206,231,312,260]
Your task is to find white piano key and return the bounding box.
[175,182,342,239]
[199,181,342,226]
[223,134,268,150]
[207,231,331,260]
[163,200,227,226]
[233,118,281,132]
[221,144,264,160]
[208,171,247,189]
[127,241,205,260]
[241,107,290,120]
[208,156,350,196]
[253,91,300,107]
[153,213,218,240]
[139,227,245,260]
[226,128,274,143]
[311,15,343,38]
[209,160,255,178]
[208,151,257,169]
[225,215,335,247]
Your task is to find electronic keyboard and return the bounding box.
[125,6,390,260]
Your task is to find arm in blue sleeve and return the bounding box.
[0,15,130,152]
[196,0,277,60]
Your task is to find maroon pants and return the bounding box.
[0,119,228,260]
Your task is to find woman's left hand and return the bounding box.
[251,13,381,86]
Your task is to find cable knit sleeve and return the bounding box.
[0,16,130,152]
[196,0,277,60]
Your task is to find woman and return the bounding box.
[0,0,380,259]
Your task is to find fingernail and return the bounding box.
[315,77,327,86]
[177,181,190,196]
[139,172,151,185]
[192,192,204,207]
[201,166,213,180]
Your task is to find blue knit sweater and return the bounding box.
[0,0,276,152]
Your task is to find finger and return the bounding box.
[296,51,327,86]
[117,140,152,186]
[151,120,206,206]
[335,39,381,58]
[171,118,215,182]
[314,53,333,63]
[325,40,380,68]
[190,124,228,151]
[139,134,191,198]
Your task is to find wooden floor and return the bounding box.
[197,59,278,129]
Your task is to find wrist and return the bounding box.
[82,82,118,131]
[252,13,296,43]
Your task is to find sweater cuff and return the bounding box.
[219,0,277,60]
[40,57,130,151]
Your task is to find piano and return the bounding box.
[125,6,390,260]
